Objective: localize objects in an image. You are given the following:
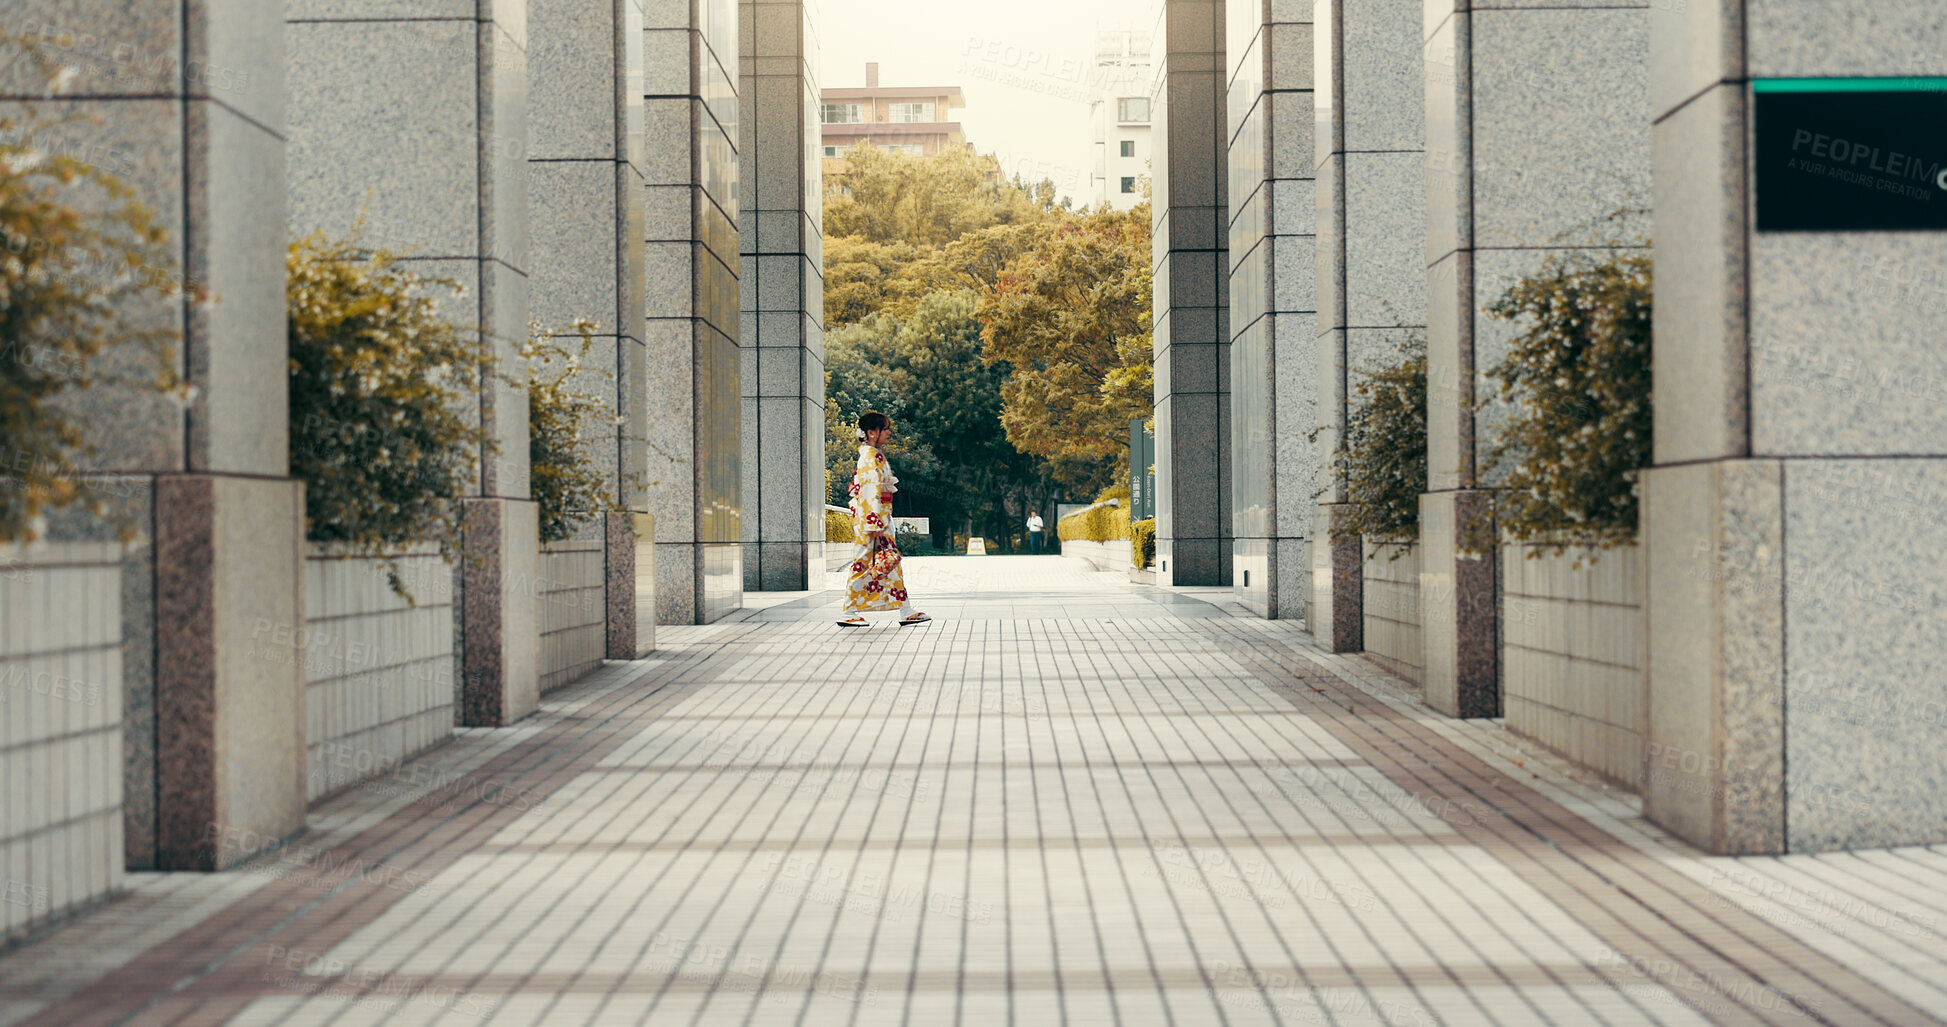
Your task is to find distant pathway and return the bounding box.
[0,556,1939,1026]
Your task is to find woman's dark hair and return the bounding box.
[858,410,890,433]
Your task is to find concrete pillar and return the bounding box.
[526,0,654,656]
[738,0,824,592]
[643,0,744,624]
[3,1,306,869]
[287,0,539,727]
[1419,0,1649,717]
[1644,3,1947,853]
[1151,0,1231,587]
[1226,0,1315,620]
[1311,0,1425,645]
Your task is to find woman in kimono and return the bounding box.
[837,411,930,627]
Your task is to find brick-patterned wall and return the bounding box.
[0,543,124,945]
[1362,542,1423,684]
[539,541,604,694]
[302,548,455,803]
[1502,543,1643,789]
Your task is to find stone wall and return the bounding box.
[1503,544,1643,790]
[301,548,455,804]
[0,543,125,944]
[739,0,825,593]
[1149,0,1231,588]
[527,0,654,655]
[644,0,746,623]
[1228,0,1316,619]
[539,541,606,694]
[1361,542,1422,685]
[1643,0,1947,854]
[1310,0,1426,644]
[1419,0,1650,719]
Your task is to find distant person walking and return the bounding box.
[1027,511,1045,555]
[838,411,930,628]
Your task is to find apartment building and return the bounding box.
[820,62,968,160]
[1088,29,1153,211]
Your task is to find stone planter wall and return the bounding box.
[539,540,605,694]
[0,543,125,944]
[1503,543,1645,789]
[1362,542,1424,685]
[301,546,455,803]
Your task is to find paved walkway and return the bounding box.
[2,556,1943,1026]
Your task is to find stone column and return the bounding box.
[1150,0,1231,587]
[1226,0,1314,618]
[738,0,824,592]
[526,0,653,657]
[3,1,306,869]
[1311,0,1424,649]
[643,0,744,624]
[1419,0,1649,717]
[1644,3,1947,853]
[287,0,539,727]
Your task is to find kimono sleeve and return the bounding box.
[853,456,890,534]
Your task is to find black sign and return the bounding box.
[1128,417,1155,521]
[1753,81,1947,232]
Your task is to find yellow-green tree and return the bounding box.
[977,202,1154,496]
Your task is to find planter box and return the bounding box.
[539,539,604,694]
[0,542,126,944]
[1362,541,1423,685]
[301,544,455,803]
[1502,542,1645,790]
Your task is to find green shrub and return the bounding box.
[525,318,613,544]
[1056,500,1129,543]
[1477,252,1651,559]
[824,506,852,542]
[894,524,932,555]
[0,37,191,543]
[1131,517,1155,568]
[287,232,492,592]
[1316,329,1426,553]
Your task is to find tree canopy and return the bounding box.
[821,145,1151,549]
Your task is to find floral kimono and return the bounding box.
[844,443,909,613]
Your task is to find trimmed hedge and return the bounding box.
[1131,517,1156,568]
[1057,499,1129,543]
[824,506,852,542]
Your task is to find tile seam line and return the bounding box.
[1231,647,1796,1025]
[785,625,944,1027]
[56,661,692,1027]
[1147,620,1473,1023]
[627,635,894,1022]
[1237,641,1921,1025]
[432,624,817,1024]
[839,619,959,1027]
[1076,627,1289,1024]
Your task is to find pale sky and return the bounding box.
[812,0,1155,207]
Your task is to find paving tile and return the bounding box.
[0,558,1938,1025]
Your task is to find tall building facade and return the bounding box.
[1089,30,1154,211]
